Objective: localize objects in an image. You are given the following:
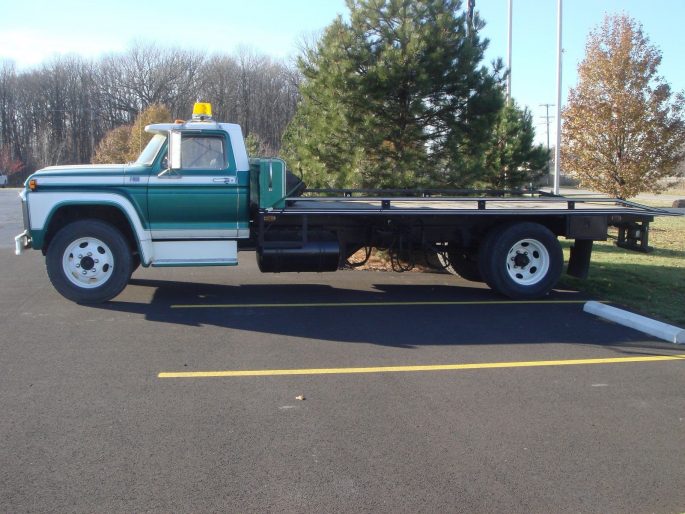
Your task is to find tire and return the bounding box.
[478,222,563,299]
[436,244,483,282]
[46,219,133,304]
[131,253,141,273]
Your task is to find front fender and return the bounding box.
[27,192,152,264]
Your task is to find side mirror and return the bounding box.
[169,131,182,170]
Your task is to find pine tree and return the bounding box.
[562,14,685,198]
[245,133,277,157]
[481,101,549,189]
[282,0,505,189]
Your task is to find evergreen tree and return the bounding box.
[282,0,504,189]
[481,101,549,189]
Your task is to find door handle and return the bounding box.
[213,177,236,184]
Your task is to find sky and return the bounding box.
[1,0,684,145]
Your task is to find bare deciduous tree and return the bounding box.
[0,42,301,181]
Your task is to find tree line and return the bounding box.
[0,0,550,192]
[0,44,300,184]
[4,2,679,198]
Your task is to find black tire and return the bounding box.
[131,253,141,273]
[46,219,133,304]
[437,244,483,282]
[478,222,563,299]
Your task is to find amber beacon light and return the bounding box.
[192,102,212,120]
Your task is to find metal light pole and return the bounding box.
[507,0,513,102]
[553,0,563,195]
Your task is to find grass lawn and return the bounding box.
[559,214,685,326]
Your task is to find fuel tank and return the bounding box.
[257,241,340,273]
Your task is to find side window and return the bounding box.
[181,136,226,170]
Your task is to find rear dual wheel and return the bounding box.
[437,245,482,282]
[478,222,563,299]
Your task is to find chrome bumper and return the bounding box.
[15,230,31,255]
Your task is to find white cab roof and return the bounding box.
[145,121,249,171]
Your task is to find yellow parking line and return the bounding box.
[171,299,600,309]
[158,354,685,378]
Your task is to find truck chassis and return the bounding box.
[252,188,671,299]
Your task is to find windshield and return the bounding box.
[135,134,167,165]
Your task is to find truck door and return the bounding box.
[147,131,241,239]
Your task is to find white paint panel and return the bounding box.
[151,240,237,263]
[151,229,243,239]
[27,192,153,264]
[221,123,249,171]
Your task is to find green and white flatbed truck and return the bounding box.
[14,103,676,304]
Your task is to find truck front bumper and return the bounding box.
[15,230,31,255]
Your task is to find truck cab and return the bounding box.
[14,103,290,303]
[143,117,251,241]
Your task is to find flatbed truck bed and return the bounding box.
[252,188,677,298]
[281,193,673,217]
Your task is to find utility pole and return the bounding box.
[539,103,555,152]
[540,103,555,186]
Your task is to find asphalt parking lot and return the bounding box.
[1,188,684,513]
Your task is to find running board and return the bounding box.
[149,240,238,267]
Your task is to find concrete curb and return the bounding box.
[584,301,685,344]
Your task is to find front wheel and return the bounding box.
[478,222,563,299]
[46,220,133,304]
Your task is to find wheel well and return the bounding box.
[44,205,138,255]
[477,217,565,241]
[440,217,565,251]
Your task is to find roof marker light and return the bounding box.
[192,102,212,120]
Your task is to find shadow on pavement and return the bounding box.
[85,278,670,350]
